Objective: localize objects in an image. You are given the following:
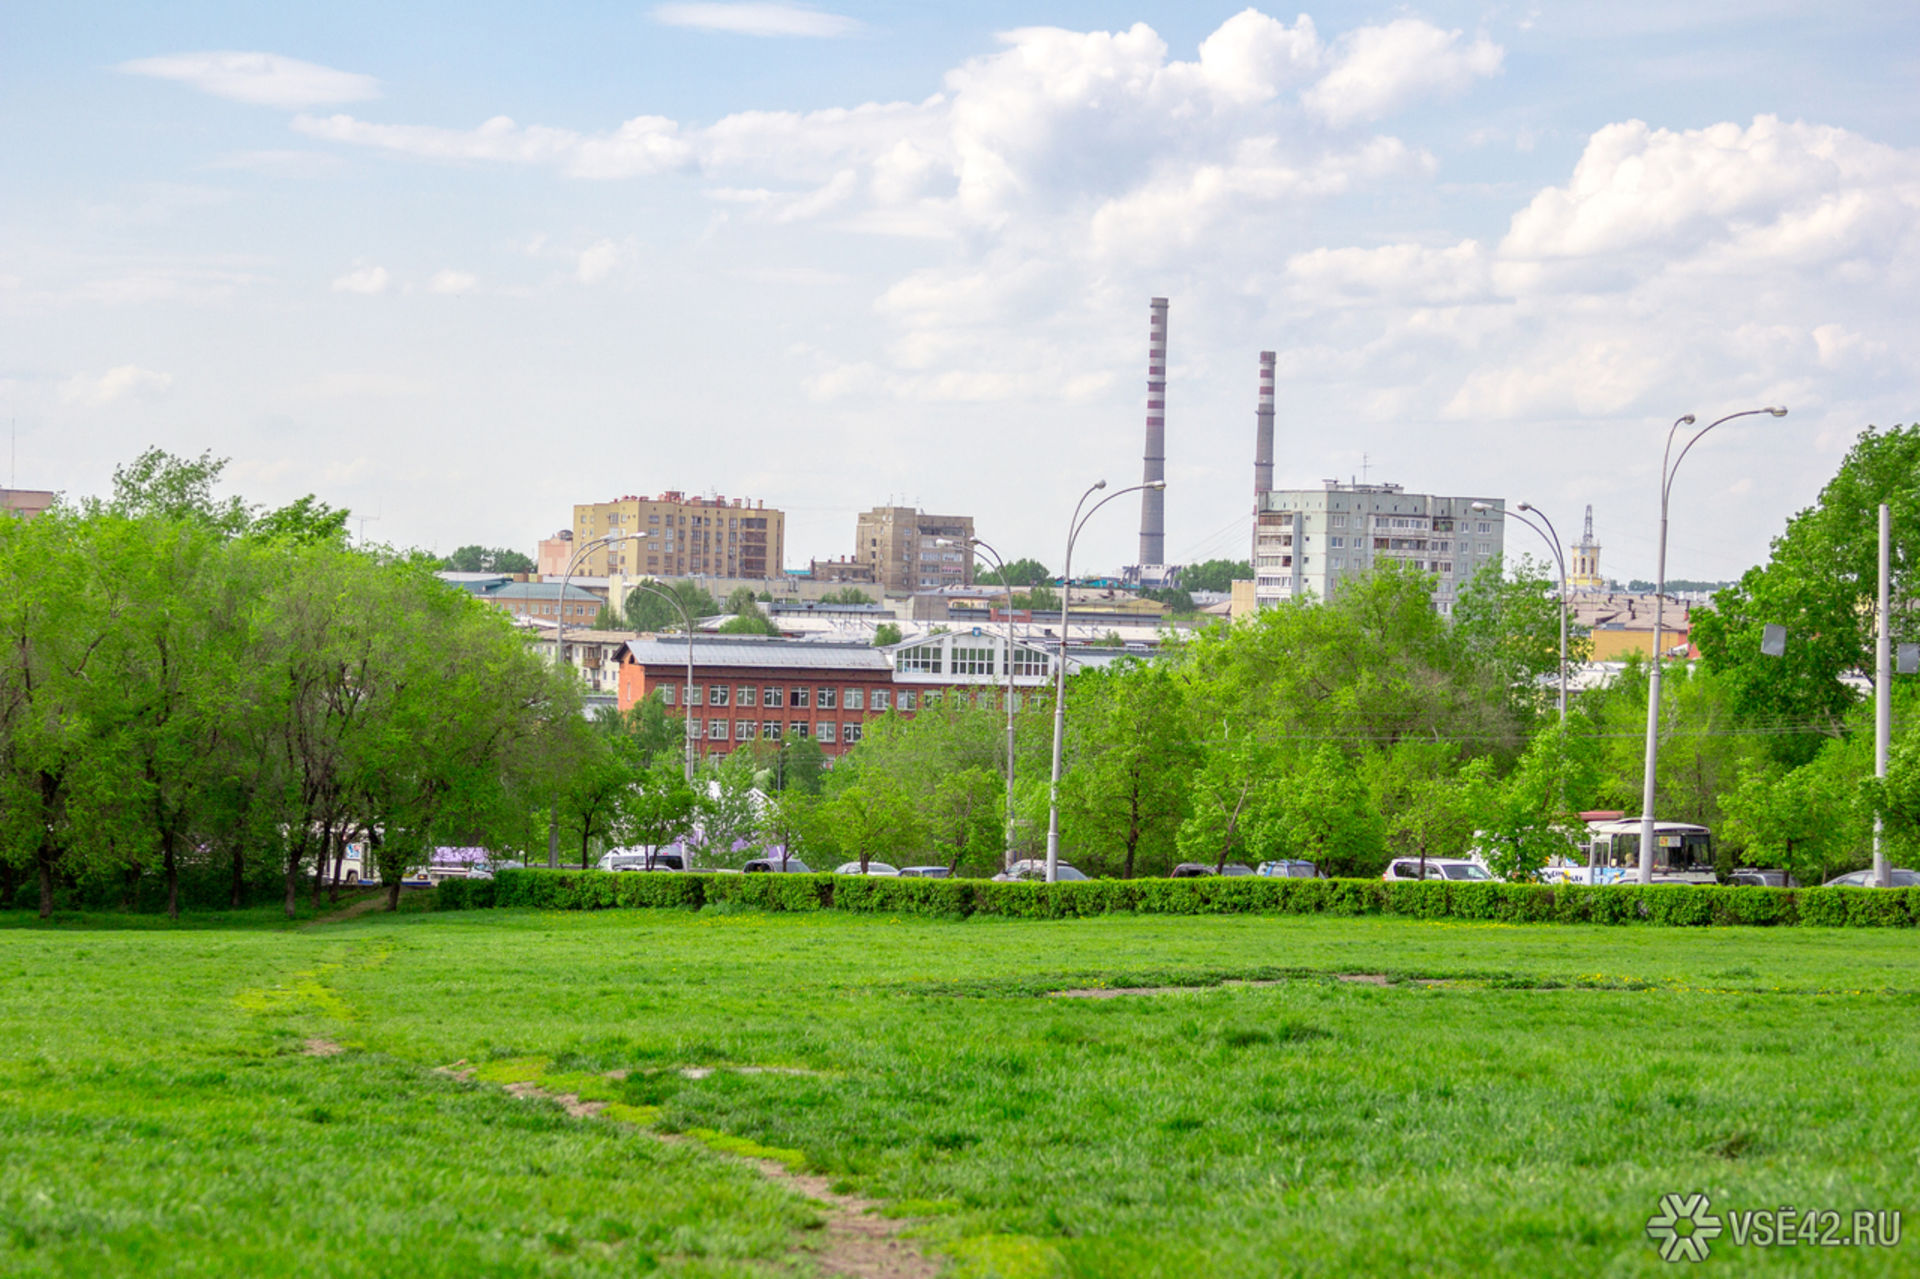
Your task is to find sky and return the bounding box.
[4,2,1918,582]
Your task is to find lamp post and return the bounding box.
[1636,406,1788,884]
[1044,478,1166,883]
[1471,501,1569,723]
[559,532,696,783]
[956,535,1021,872]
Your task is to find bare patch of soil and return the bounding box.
[303,895,387,928]
[444,1061,940,1278]
[302,1037,343,1056]
[1048,978,1292,998]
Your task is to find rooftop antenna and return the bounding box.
[1361,453,1371,485]
[9,419,15,489]
[356,508,380,545]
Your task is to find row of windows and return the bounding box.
[694,719,864,744]
[659,683,896,710]
[897,647,1050,677]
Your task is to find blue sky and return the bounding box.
[5,3,1918,580]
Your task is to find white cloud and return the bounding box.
[205,149,346,179]
[331,265,390,294]
[120,51,379,109]
[294,112,694,179]
[651,3,861,38]
[60,365,173,408]
[1303,19,1503,127]
[576,240,627,284]
[427,269,478,295]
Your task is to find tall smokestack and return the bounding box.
[1139,297,1168,565]
[1254,350,1275,497]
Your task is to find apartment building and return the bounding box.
[1,488,55,521]
[572,493,785,580]
[854,507,973,593]
[1252,481,1504,615]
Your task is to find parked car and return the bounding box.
[833,861,901,876]
[742,856,812,874]
[1219,863,1257,876]
[898,866,951,878]
[1727,867,1799,888]
[1823,867,1920,888]
[1257,860,1320,879]
[992,859,1090,882]
[1383,857,1497,882]
[1169,863,1214,878]
[599,850,687,873]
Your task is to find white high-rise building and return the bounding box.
[1252,481,1505,615]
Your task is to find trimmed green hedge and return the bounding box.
[424,869,1920,927]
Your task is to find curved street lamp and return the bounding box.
[1636,406,1787,884]
[937,534,1023,872]
[1471,500,1570,723]
[1044,478,1166,883]
[558,531,696,784]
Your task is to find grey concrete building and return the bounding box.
[1252,481,1505,615]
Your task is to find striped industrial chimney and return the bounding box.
[1139,297,1169,565]
[1254,350,1275,497]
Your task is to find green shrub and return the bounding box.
[449,869,1919,928]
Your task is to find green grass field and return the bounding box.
[3,904,1916,1276]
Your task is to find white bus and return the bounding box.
[1548,819,1716,885]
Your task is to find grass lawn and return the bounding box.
[3,906,1917,1276]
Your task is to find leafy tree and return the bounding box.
[926,766,1003,873]
[1693,424,1920,762]
[1063,663,1196,877]
[1176,734,1279,871]
[100,448,252,535]
[622,580,720,632]
[619,759,700,857]
[977,558,1051,587]
[818,781,920,872]
[1275,745,1388,877]
[718,589,782,636]
[250,495,351,547]
[819,587,876,605]
[1180,559,1253,593]
[1013,584,1061,612]
[695,749,764,867]
[1452,554,1591,726]
[1724,742,1868,886]
[873,622,903,646]
[443,545,535,573]
[1142,587,1195,614]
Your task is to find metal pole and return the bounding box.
[1875,502,1891,888]
[623,576,698,785]
[1045,479,1164,883]
[1637,407,1787,884]
[971,538,1020,872]
[1478,502,1569,724]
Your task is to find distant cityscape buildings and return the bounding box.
[569,492,784,580]
[1,488,55,521]
[853,506,975,592]
[1252,481,1505,615]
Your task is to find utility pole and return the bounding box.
[1875,502,1892,888]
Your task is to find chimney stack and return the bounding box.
[1139,297,1168,565]
[1254,350,1275,497]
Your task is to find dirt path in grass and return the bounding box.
[438,1063,940,1279]
[302,895,388,929]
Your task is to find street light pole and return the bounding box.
[1636,406,1788,884]
[1473,500,1570,723]
[972,536,1021,872]
[1044,478,1166,883]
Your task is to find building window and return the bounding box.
[789,721,810,738]
[736,720,756,740]
[687,718,704,739]
[817,721,838,744]
[737,684,755,705]
[707,718,728,739]
[871,689,891,711]
[951,645,994,677]
[1329,536,1344,549]
[897,691,917,712]
[791,687,811,708]
[687,685,705,707]
[762,687,784,708]
[658,684,676,706]
[817,687,837,709]
[844,689,864,710]
[844,723,863,744]
[897,646,943,674]
[1011,647,1049,678]
[764,721,782,741]
[709,685,730,708]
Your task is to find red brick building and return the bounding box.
[617,637,918,758]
